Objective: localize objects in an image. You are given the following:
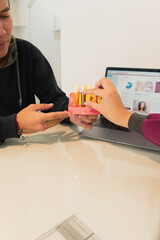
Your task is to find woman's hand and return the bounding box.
[84,77,133,128]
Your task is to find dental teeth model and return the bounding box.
[68,85,101,115]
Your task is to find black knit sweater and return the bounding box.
[0,38,69,143]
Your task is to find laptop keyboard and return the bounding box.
[93,117,129,132]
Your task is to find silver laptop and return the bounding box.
[80,67,160,152]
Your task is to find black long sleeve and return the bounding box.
[0,114,18,143]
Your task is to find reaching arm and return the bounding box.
[84,77,160,147]
[128,113,160,147]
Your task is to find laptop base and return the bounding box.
[79,127,160,152]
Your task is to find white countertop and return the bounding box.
[0,124,160,240]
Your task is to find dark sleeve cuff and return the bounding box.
[128,113,148,135]
[0,114,18,142]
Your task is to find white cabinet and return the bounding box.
[10,0,29,40]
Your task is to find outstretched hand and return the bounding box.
[16,103,69,134]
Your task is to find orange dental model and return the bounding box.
[68,85,101,115]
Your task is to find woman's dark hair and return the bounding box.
[138,101,147,111]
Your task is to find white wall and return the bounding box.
[11,0,29,40]
[29,0,61,86]
[61,0,160,96]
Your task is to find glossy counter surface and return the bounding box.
[0,124,160,240]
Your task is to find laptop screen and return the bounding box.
[106,68,160,115]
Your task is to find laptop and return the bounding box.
[79,67,160,152]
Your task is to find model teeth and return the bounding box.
[72,84,101,106]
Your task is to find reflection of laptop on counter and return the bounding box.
[80,67,160,152]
